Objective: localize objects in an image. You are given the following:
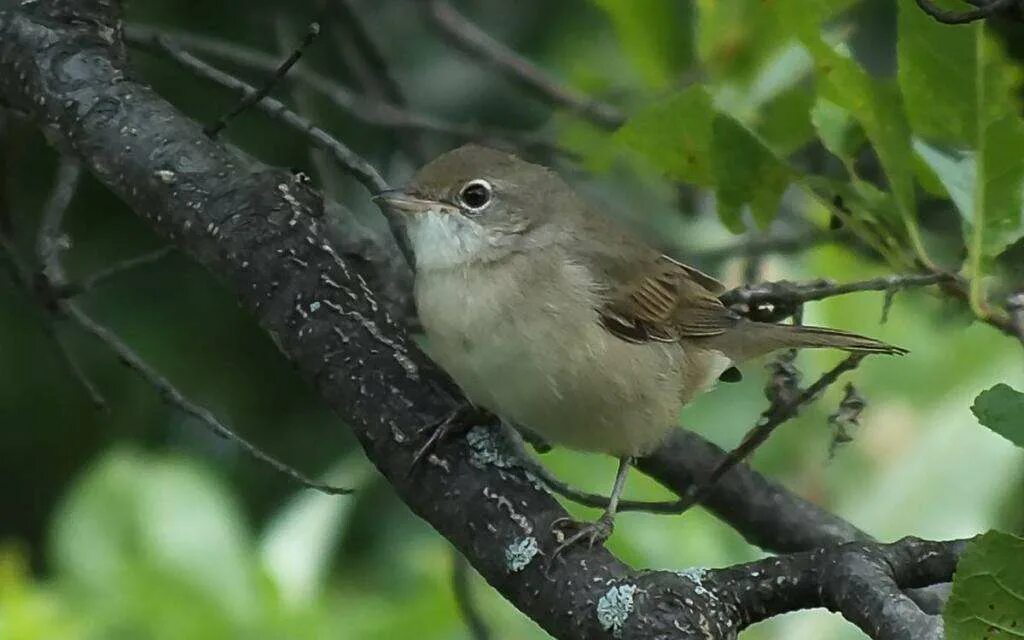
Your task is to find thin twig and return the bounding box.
[23,158,108,409]
[65,246,175,296]
[204,22,321,138]
[0,234,107,410]
[149,37,416,267]
[424,0,625,129]
[154,37,387,193]
[36,158,82,285]
[271,17,418,324]
[29,157,351,496]
[324,0,429,161]
[124,25,558,155]
[536,354,865,515]
[327,0,407,104]
[688,354,865,502]
[720,272,953,324]
[451,549,492,640]
[914,0,1018,23]
[62,302,353,495]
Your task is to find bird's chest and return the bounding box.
[415,259,600,402]
[414,258,687,455]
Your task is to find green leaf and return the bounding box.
[711,114,792,231]
[748,82,816,156]
[899,0,981,143]
[971,383,1024,449]
[913,140,976,220]
[259,455,372,605]
[614,87,715,186]
[615,87,791,231]
[945,530,1024,639]
[810,96,865,172]
[49,449,260,623]
[971,37,1024,262]
[803,37,921,256]
[591,0,694,89]
[898,3,1024,289]
[696,0,781,83]
[696,0,852,84]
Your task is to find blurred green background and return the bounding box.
[1,0,1022,638]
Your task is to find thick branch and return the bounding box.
[0,6,721,637]
[915,0,1020,24]
[0,4,961,637]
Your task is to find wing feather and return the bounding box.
[598,255,739,344]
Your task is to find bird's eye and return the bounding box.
[457,179,493,212]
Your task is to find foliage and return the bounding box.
[591,0,1024,286]
[973,384,1024,449]
[944,530,1024,639]
[1,0,1023,638]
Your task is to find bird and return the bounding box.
[375,144,905,552]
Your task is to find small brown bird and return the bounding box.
[377,144,904,549]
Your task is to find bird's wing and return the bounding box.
[596,255,740,344]
[561,205,738,344]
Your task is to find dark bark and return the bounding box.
[638,430,868,551]
[0,2,963,638]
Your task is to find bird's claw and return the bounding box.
[407,403,490,476]
[548,513,615,567]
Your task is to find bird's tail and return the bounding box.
[719,320,908,361]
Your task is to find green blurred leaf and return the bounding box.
[615,87,790,231]
[697,0,857,82]
[0,546,83,640]
[913,140,976,222]
[804,37,920,253]
[971,384,1024,449]
[899,4,1024,266]
[810,97,864,173]
[944,530,1024,639]
[614,87,715,185]
[260,456,372,606]
[802,175,908,264]
[591,0,694,89]
[711,115,792,230]
[752,83,816,155]
[995,236,1024,284]
[50,449,260,625]
[697,0,781,83]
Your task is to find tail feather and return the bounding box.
[719,320,908,361]
[775,324,908,355]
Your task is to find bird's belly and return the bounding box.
[423,308,688,457]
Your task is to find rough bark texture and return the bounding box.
[0,2,963,638]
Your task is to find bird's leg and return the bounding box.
[550,456,632,559]
[408,403,492,474]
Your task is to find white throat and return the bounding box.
[405,208,498,271]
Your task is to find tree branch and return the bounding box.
[323,0,429,162]
[915,0,1020,24]
[62,245,174,296]
[719,273,954,324]
[124,24,560,156]
[422,0,625,129]
[204,21,321,139]
[0,3,963,637]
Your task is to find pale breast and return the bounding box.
[415,251,707,457]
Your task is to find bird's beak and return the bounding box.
[372,189,443,214]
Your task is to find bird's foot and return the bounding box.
[548,513,615,565]
[407,403,491,475]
